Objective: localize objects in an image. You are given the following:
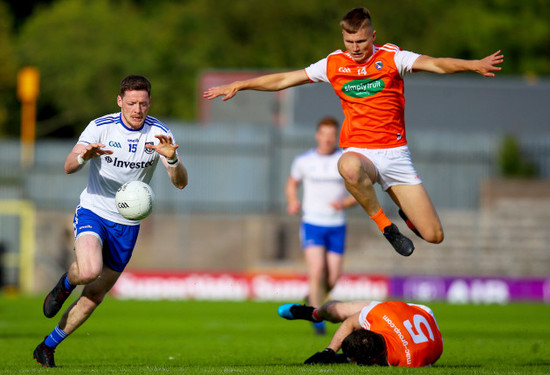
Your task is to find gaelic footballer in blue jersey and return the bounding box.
[33,75,188,368]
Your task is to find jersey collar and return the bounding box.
[118,113,145,132]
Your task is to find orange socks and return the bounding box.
[370,208,392,232]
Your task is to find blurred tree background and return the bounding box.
[0,0,548,139]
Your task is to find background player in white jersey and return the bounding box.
[285,116,356,334]
[204,7,503,257]
[33,75,188,368]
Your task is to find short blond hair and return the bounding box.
[340,7,372,33]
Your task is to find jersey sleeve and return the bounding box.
[289,156,303,181]
[358,301,382,330]
[77,120,101,145]
[409,303,441,331]
[170,130,178,154]
[305,57,329,83]
[394,49,421,77]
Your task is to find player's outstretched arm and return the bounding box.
[325,313,362,353]
[203,70,311,101]
[413,50,504,77]
[150,135,188,190]
[64,143,113,174]
[304,313,359,364]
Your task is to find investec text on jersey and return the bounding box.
[106,156,155,169]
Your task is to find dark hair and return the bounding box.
[316,116,339,131]
[341,330,388,366]
[340,7,372,33]
[120,75,151,97]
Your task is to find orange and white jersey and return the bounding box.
[358,301,443,367]
[305,44,420,149]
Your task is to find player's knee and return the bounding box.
[338,156,367,186]
[423,227,444,244]
[78,269,101,285]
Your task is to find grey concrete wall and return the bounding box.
[32,179,550,292]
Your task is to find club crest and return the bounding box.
[144,142,154,154]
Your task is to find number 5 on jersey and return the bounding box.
[404,314,435,344]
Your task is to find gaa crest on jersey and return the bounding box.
[144,142,154,154]
[375,61,383,70]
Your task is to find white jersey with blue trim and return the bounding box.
[76,112,175,225]
[290,148,348,227]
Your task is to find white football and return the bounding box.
[115,181,155,220]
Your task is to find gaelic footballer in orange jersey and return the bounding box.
[277,299,443,367]
[203,6,503,255]
[358,301,443,367]
[305,44,420,149]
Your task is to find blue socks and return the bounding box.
[63,275,75,291]
[313,321,326,335]
[44,325,68,348]
[42,275,74,348]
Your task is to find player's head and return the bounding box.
[341,330,388,366]
[340,7,373,33]
[315,116,339,154]
[120,75,152,98]
[340,8,376,64]
[117,75,152,129]
[316,116,339,132]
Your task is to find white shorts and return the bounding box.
[343,145,421,191]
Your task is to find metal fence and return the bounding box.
[3,122,550,214]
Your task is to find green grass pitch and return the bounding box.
[0,295,549,374]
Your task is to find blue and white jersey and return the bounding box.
[76,112,176,225]
[290,148,347,227]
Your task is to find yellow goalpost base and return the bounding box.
[0,200,35,294]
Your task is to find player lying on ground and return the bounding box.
[278,300,443,367]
